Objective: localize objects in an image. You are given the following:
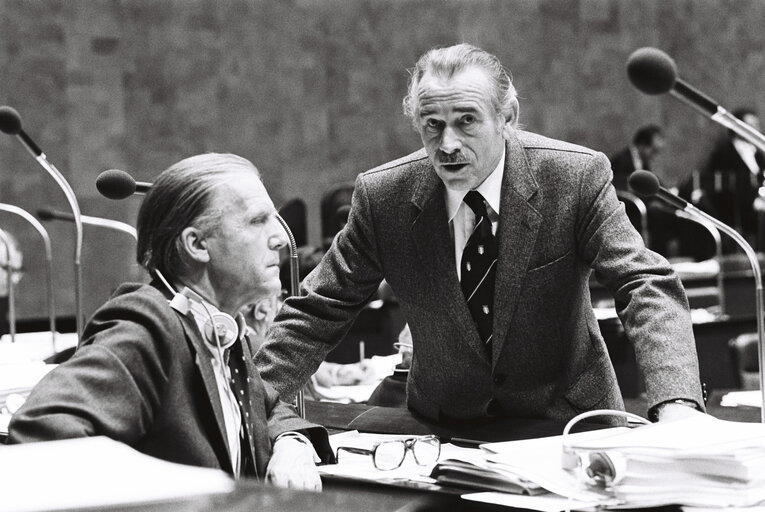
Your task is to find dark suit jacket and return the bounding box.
[697,137,765,234]
[9,282,329,477]
[257,130,704,424]
[609,146,639,192]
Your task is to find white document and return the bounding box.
[462,491,602,512]
[721,390,763,408]
[319,430,443,484]
[0,436,234,512]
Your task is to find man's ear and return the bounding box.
[504,97,520,130]
[180,226,210,264]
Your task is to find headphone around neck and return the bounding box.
[155,270,240,350]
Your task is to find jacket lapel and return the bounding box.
[410,160,494,362]
[492,134,542,363]
[180,315,234,473]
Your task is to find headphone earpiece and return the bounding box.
[167,285,238,349]
[202,311,238,349]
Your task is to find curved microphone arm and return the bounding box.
[80,215,137,240]
[709,108,765,154]
[0,228,16,342]
[11,134,83,340]
[672,209,726,317]
[683,203,765,421]
[0,204,56,347]
[275,212,304,419]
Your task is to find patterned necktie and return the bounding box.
[460,190,498,356]
[227,340,257,477]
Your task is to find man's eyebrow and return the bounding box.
[418,105,480,117]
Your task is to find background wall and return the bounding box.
[1,0,764,323]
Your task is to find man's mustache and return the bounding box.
[435,152,469,165]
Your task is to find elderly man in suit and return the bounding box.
[257,44,704,425]
[9,153,330,490]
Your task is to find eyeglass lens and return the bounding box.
[372,436,440,470]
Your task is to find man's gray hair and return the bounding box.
[402,43,518,128]
[136,153,260,280]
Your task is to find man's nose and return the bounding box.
[269,217,288,251]
[439,126,462,154]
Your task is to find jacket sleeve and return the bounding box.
[8,288,173,444]
[578,152,704,412]
[262,380,333,464]
[255,173,384,400]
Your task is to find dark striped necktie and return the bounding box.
[460,190,498,356]
[227,340,257,477]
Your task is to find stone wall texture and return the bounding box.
[1,0,764,321]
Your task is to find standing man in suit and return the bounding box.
[689,108,765,250]
[9,153,329,490]
[257,43,704,425]
[609,125,676,257]
[609,125,665,192]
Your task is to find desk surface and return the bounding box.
[2,398,757,511]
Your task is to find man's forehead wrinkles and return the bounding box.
[418,95,487,117]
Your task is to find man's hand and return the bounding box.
[656,402,704,422]
[266,436,322,491]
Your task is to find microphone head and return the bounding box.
[96,169,137,200]
[626,47,677,95]
[36,208,55,221]
[628,170,661,197]
[0,106,22,135]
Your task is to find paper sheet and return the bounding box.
[721,390,763,408]
[462,491,602,512]
[0,436,234,512]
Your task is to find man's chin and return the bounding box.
[438,173,473,191]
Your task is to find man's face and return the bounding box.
[203,171,286,313]
[639,135,665,165]
[415,66,506,191]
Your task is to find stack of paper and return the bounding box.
[552,414,765,507]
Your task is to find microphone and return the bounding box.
[0,228,18,342]
[38,208,138,241]
[274,212,305,419]
[626,48,765,153]
[95,169,152,199]
[629,170,765,422]
[0,105,84,339]
[0,204,57,348]
[627,170,688,210]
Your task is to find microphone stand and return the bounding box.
[42,210,137,241]
[0,228,17,343]
[6,122,84,340]
[673,209,726,317]
[0,204,56,349]
[275,212,305,419]
[680,204,765,422]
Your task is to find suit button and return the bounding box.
[493,373,507,385]
[487,398,502,416]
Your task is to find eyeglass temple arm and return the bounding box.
[335,446,374,458]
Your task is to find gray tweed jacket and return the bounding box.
[257,130,704,424]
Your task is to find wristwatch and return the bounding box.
[647,398,699,422]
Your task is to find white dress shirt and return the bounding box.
[445,150,505,280]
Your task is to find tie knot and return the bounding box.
[463,190,488,218]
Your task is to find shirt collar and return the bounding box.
[446,147,506,222]
[629,144,644,171]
